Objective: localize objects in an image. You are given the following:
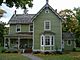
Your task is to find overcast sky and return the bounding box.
[0,0,80,23]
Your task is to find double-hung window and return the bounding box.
[44,21,51,31]
[29,25,33,32]
[41,35,54,46]
[45,36,50,45]
[16,25,21,32]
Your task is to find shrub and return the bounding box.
[0,46,6,53]
[73,48,76,51]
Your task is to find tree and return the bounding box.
[73,7,80,47]
[0,0,33,9]
[0,22,8,46]
[74,7,80,25]
[0,22,5,46]
[59,9,78,32]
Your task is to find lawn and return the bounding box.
[0,53,31,60]
[34,52,80,60]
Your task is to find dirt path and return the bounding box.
[22,54,43,60]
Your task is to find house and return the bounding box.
[4,0,76,53]
[62,32,76,51]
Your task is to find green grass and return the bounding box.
[76,47,80,52]
[34,52,80,60]
[0,53,31,60]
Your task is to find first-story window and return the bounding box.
[51,36,54,45]
[67,40,72,46]
[45,36,50,45]
[41,36,44,45]
[41,35,54,46]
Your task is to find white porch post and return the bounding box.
[18,37,20,49]
[8,38,10,49]
[4,37,6,48]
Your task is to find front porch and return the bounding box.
[4,32,33,53]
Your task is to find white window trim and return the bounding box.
[29,24,33,32]
[44,20,51,31]
[67,40,72,46]
[16,25,21,32]
[41,35,54,46]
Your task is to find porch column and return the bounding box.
[18,37,20,49]
[4,37,6,48]
[8,38,10,49]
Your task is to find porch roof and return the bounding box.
[4,32,33,39]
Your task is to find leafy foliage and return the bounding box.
[0,23,5,46]
[59,9,78,32]
[0,22,8,46]
[0,0,33,9]
[73,7,80,47]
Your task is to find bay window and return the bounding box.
[41,35,54,46]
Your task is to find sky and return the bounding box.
[0,0,80,23]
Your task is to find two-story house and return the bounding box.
[4,0,76,53]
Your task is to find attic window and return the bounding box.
[45,10,49,13]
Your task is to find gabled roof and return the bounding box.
[62,32,75,40]
[9,3,63,24]
[32,4,63,22]
[8,14,35,24]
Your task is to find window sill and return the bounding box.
[41,45,54,47]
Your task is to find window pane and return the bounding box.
[42,36,43,45]
[30,25,33,31]
[68,40,71,45]
[45,36,50,45]
[16,25,20,32]
[51,36,53,45]
[17,28,20,31]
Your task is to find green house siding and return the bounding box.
[64,41,74,51]
[33,8,62,51]
[10,24,29,34]
[10,24,16,34]
[21,24,29,32]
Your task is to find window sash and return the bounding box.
[16,25,21,32]
[41,35,54,46]
[67,40,72,46]
[45,36,50,45]
[29,25,33,32]
[44,21,51,30]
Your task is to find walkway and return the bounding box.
[22,54,43,60]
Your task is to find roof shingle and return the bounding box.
[8,14,35,24]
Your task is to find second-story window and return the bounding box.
[29,25,33,32]
[44,20,51,31]
[16,25,21,32]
